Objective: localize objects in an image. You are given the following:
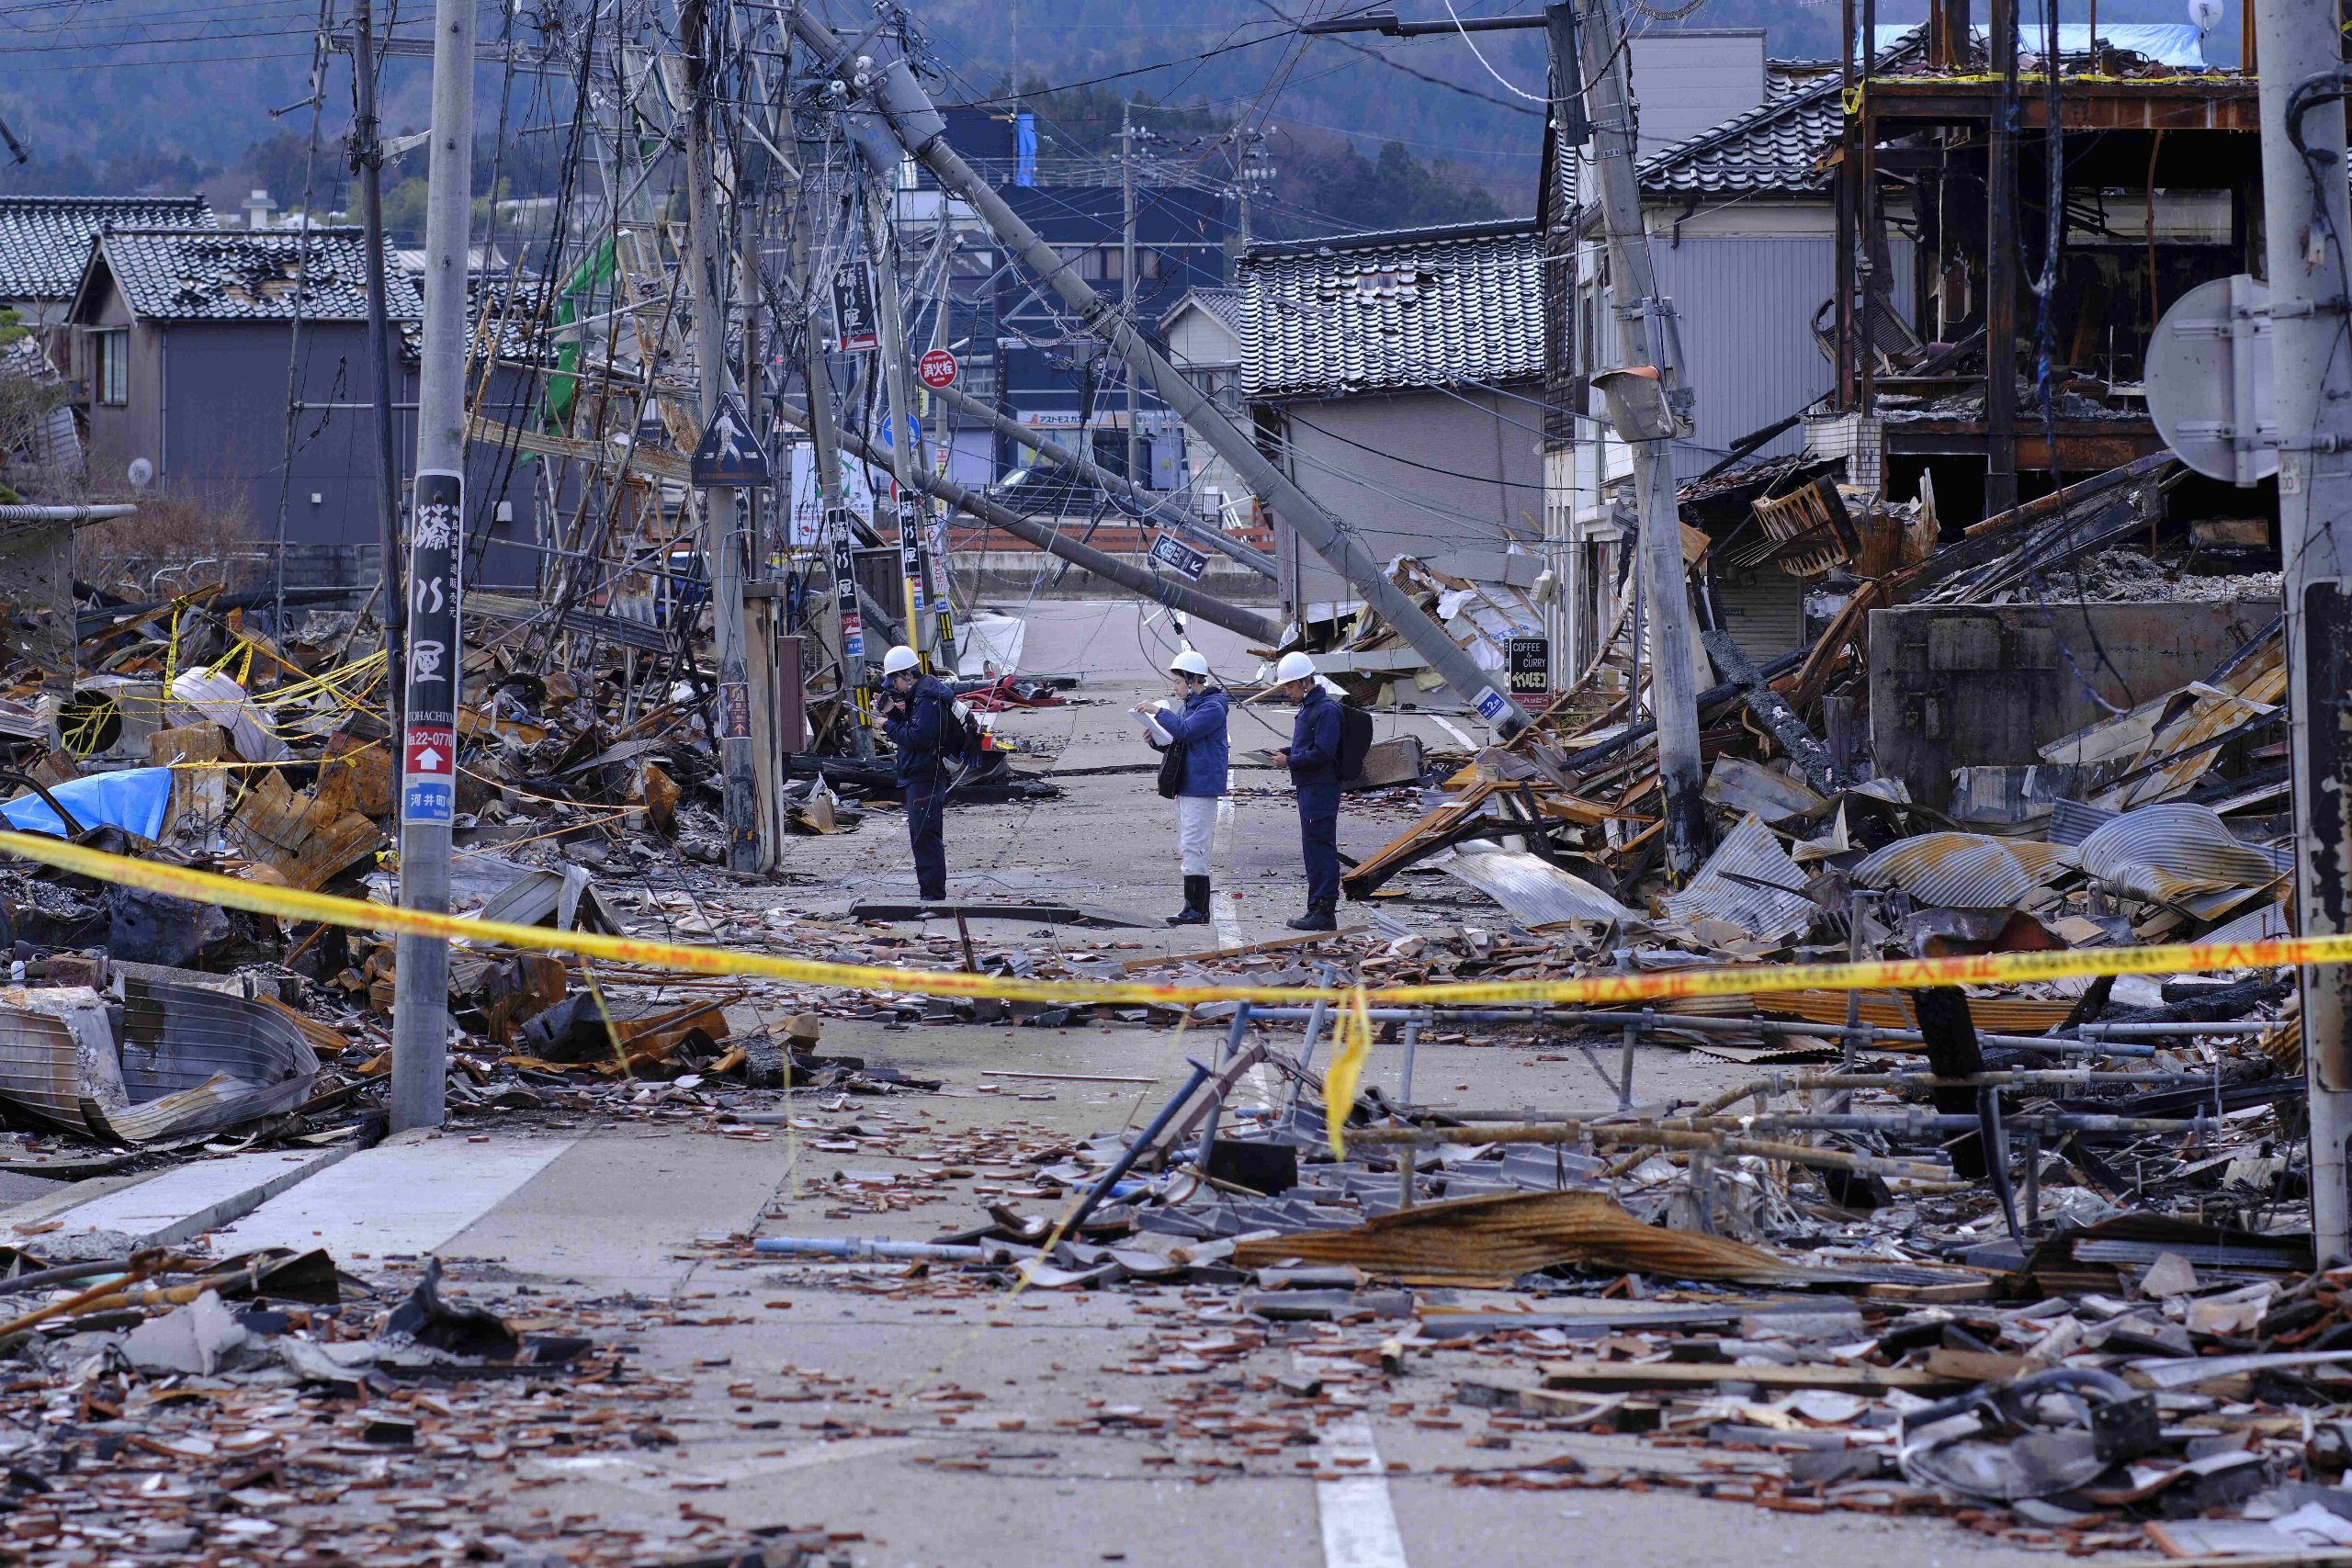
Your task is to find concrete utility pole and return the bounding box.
[389,0,475,1134]
[347,0,404,747]
[811,16,1526,739]
[682,0,763,874]
[1570,0,1708,876]
[2256,0,2352,1263]
[865,186,938,666]
[1121,101,1141,489]
[797,220,876,758]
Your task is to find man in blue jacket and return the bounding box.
[879,644,955,903]
[1269,650,1340,931]
[1136,649,1230,926]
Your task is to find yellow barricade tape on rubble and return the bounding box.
[0,824,2324,1012]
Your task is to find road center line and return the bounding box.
[1295,1350,1409,1568]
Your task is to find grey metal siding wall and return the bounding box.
[158,326,541,589]
[1652,234,1914,481]
[1272,387,1545,612]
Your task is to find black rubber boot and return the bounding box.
[1286,902,1337,932]
[1168,875,1210,926]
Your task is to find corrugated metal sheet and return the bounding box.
[1850,832,2070,909]
[0,977,318,1143]
[1662,813,1815,943]
[1435,843,1646,930]
[2048,798,2119,847]
[2076,803,2290,907]
[2200,899,2290,945]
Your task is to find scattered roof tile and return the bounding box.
[88,227,422,323]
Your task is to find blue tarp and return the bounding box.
[1,766,172,840]
[1015,111,1037,187]
[1871,22,2209,67]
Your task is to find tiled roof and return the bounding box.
[0,196,213,303]
[1161,285,1242,339]
[1238,220,1544,401]
[86,227,423,323]
[1636,62,1843,198]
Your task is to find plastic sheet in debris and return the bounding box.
[1851,832,2071,910]
[1432,841,1645,930]
[1661,814,1815,945]
[1,766,172,841]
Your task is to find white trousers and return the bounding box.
[1175,794,1217,877]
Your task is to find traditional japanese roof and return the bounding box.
[1160,285,1243,339]
[76,226,422,323]
[0,196,214,304]
[1238,220,1544,401]
[1636,62,1843,199]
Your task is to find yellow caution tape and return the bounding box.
[1323,987,1374,1156]
[0,825,2323,1011]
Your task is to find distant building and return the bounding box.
[63,224,538,587]
[1238,219,1548,618]
[1158,286,1248,529]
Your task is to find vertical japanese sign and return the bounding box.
[401,470,463,826]
[833,264,879,353]
[828,508,863,662]
[897,496,926,620]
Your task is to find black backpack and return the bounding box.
[1337,701,1374,784]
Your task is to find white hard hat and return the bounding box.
[1169,649,1210,678]
[1273,650,1317,685]
[881,645,920,676]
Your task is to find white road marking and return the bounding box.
[1295,1350,1409,1568]
[209,1133,576,1258]
[1431,715,1476,750]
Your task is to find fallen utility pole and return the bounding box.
[774,396,1283,644]
[808,14,1526,738]
[932,382,1277,580]
[1571,0,1708,878]
[683,0,763,874]
[389,0,475,1134]
[2257,0,2352,1263]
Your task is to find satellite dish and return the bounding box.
[2188,0,2224,35]
[126,457,154,489]
[2146,274,2276,486]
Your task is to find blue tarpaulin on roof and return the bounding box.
[1871,22,2208,67]
[2,766,171,841]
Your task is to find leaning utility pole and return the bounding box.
[2257,0,2352,1262]
[813,16,1526,738]
[1120,101,1141,488]
[683,0,763,874]
[1570,0,1708,877]
[388,0,476,1134]
[866,186,940,666]
[347,0,404,748]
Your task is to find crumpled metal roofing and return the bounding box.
[2075,803,2290,908]
[93,226,422,323]
[1850,832,2072,910]
[0,196,213,304]
[1238,220,1544,401]
[1434,842,1646,930]
[1662,813,1815,944]
[0,976,319,1143]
